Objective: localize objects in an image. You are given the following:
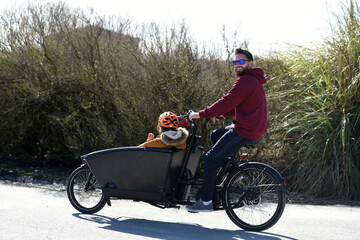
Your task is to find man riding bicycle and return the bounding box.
[186,48,267,212]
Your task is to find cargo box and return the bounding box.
[82,147,186,201]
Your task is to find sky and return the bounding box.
[0,0,347,55]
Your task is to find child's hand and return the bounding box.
[147,133,155,141]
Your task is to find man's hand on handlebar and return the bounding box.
[188,112,224,122]
[188,112,200,122]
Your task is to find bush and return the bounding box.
[0,2,239,166]
[1,1,359,200]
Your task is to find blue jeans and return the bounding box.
[201,125,260,201]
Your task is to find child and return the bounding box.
[139,112,188,149]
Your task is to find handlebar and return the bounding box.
[188,110,224,121]
[178,110,224,129]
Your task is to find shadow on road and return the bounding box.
[73,213,297,240]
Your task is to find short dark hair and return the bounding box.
[235,48,253,61]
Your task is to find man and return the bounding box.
[185,48,267,212]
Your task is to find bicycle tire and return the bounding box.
[67,165,106,214]
[223,163,286,231]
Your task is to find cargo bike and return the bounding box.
[67,112,290,231]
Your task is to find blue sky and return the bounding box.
[0,0,346,55]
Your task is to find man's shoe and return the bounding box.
[185,200,213,213]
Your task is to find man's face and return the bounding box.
[233,54,253,76]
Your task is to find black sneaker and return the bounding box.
[185,200,213,213]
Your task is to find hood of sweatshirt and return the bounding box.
[246,68,267,84]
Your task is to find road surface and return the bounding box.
[1,182,359,240]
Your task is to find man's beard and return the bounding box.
[236,67,247,76]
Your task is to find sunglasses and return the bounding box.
[232,59,251,65]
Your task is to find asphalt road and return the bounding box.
[1,182,359,240]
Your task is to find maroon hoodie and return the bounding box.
[199,68,267,140]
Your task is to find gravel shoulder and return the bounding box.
[0,163,72,191]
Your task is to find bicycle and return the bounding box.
[67,111,290,231]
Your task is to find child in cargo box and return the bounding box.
[139,112,189,150]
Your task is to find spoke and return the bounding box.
[73,171,103,208]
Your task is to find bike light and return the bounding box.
[240,155,246,160]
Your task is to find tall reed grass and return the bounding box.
[269,1,360,199]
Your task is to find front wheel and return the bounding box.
[67,165,106,214]
[223,164,286,231]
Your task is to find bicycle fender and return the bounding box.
[239,162,291,196]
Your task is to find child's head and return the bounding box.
[157,112,178,133]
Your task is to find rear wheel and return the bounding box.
[67,165,106,214]
[223,164,286,231]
